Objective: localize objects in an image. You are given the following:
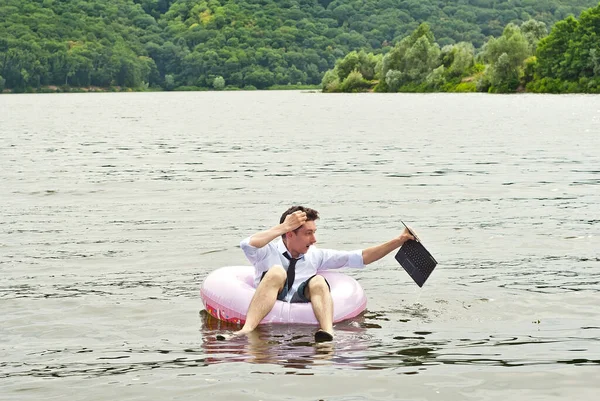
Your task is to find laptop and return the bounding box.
[394,221,438,287]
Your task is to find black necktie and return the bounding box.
[283,252,298,289]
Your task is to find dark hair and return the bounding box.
[280,206,319,239]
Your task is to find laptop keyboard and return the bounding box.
[403,241,436,272]
[396,239,438,287]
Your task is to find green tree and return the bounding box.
[321,68,340,92]
[520,19,548,53]
[535,17,578,81]
[334,50,380,82]
[376,23,441,92]
[213,75,225,90]
[425,65,446,90]
[164,73,175,90]
[244,67,275,89]
[339,70,371,93]
[440,42,475,79]
[488,53,520,92]
[532,3,600,92]
[480,23,531,92]
[569,4,600,79]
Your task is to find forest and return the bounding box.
[0,0,598,93]
[323,3,600,93]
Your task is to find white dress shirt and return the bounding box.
[240,237,365,301]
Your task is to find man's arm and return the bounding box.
[248,210,307,248]
[362,228,414,265]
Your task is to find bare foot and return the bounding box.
[216,329,253,341]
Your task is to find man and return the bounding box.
[218,205,414,343]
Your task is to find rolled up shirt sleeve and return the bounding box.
[317,248,365,270]
[240,237,282,286]
[240,237,268,265]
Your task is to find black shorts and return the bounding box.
[260,272,330,303]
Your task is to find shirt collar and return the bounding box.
[277,239,305,259]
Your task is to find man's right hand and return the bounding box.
[248,210,308,248]
[283,210,307,232]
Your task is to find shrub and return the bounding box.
[452,81,477,92]
[321,69,340,93]
[213,76,225,90]
[339,70,371,92]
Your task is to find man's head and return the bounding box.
[280,206,319,255]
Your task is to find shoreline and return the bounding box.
[1,84,322,94]
[2,86,596,95]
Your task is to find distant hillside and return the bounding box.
[0,0,598,91]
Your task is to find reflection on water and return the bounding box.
[5,304,597,381]
[198,310,600,373]
[199,310,366,370]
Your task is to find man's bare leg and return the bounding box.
[232,266,286,336]
[305,275,334,342]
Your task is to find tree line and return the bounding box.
[0,0,598,92]
[322,3,600,93]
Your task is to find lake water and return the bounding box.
[1,91,599,400]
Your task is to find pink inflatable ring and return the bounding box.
[201,266,367,325]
